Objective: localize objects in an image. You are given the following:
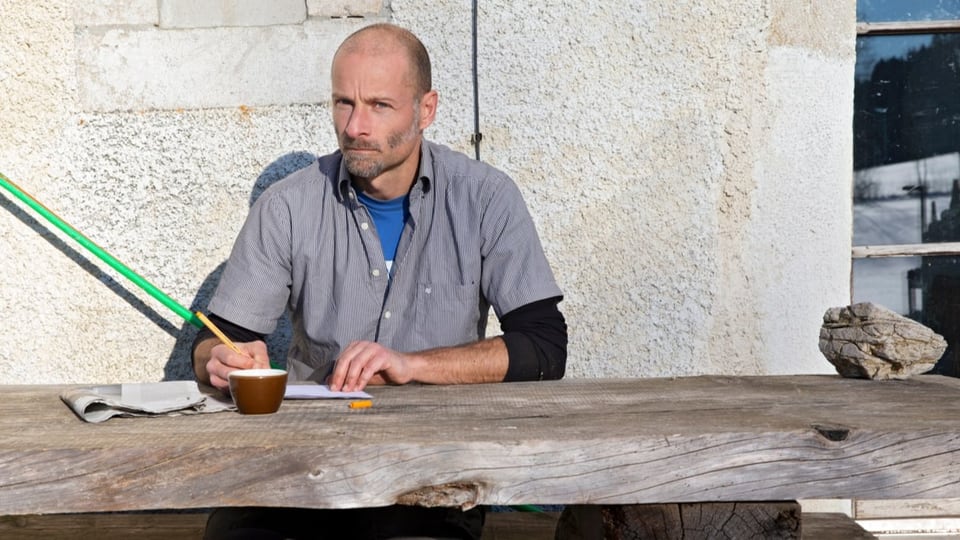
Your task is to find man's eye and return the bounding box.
[374,102,390,109]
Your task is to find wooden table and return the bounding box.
[2,374,960,521]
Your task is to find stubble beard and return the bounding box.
[342,114,421,180]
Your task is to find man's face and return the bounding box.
[331,48,426,184]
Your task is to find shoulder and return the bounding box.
[255,151,341,206]
[423,140,516,195]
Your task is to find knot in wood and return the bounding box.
[396,481,485,510]
[812,423,850,442]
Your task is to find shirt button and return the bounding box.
[384,311,392,319]
[425,287,432,294]
[372,269,381,277]
[360,222,370,230]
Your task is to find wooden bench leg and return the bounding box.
[555,502,802,539]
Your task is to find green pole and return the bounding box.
[0,171,202,329]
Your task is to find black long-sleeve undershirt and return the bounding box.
[500,296,567,381]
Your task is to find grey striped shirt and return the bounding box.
[208,140,563,382]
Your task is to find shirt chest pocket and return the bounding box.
[415,282,482,346]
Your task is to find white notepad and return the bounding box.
[284,383,372,400]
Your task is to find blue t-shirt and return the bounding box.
[357,191,409,273]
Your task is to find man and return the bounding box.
[193,23,566,540]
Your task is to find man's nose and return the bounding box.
[344,105,371,138]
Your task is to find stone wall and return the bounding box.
[0,0,855,383]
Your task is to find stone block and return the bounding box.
[307,0,383,18]
[819,302,946,380]
[159,0,306,28]
[76,19,366,111]
[74,0,158,27]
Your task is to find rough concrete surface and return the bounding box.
[0,0,854,384]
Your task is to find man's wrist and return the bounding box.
[401,351,427,384]
[192,337,219,384]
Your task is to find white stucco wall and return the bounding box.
[0,0,854,384]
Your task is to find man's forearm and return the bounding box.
[407,336,509,384]
[192,337,219,385]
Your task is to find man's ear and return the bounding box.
[418,90,438,131]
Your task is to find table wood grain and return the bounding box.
[2,375,960,515]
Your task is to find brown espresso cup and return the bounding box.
[228,368,288,414]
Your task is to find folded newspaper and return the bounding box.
[61,381,235,423]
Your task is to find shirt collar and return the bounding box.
[337,142,433,202]
[416,140,434,195]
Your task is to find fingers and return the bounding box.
[244,341,272,370]
[329,341,375,392]
[329,341,413,392]
[330,341,392,392]
[206,341,270,392]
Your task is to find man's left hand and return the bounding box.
[328,340,416,392]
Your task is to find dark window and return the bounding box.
[853,1,960,375]
[858,0,960,23]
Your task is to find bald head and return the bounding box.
[334,23,432,97]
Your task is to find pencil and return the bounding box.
[195,311,245,356]
[348,399,373,409]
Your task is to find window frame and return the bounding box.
[852,19,960,264]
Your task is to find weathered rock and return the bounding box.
[819,302,947,380]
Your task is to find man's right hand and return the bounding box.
[195,338,271,392]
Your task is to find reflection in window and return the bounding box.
[854,3,960,374]
[858,0,960,23]
[855,34,960,173]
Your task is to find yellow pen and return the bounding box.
[195,311,245,356]
[348,399,373,409]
